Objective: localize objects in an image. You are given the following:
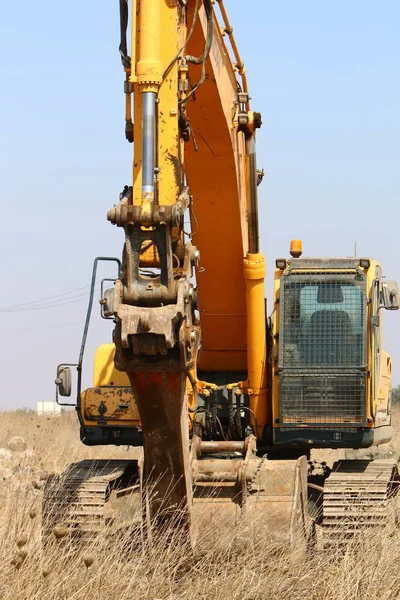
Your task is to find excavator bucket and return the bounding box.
[191,440,309,551]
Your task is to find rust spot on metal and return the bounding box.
[165,151,180,187]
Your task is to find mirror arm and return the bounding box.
[54,257,121,412]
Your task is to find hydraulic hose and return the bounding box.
[185,0,213,65]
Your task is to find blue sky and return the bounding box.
[0,1,399,409]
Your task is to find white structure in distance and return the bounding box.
[37,401,62,416]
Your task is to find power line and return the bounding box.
[0,286,102,313]
[2,294,94,313]
[0,320,85,332]
[0,284,92,311]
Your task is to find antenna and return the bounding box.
[354,242,357,258]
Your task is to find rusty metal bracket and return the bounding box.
[108,187,191,227]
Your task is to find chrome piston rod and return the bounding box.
[141,91,156,195]
[246,137,260,254]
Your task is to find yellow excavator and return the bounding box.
[48,0,400,548]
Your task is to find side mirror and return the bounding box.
[100,287,115,318]
[382,281,400,311]
[55,365,72,397]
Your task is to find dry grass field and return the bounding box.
[1,408,400,600]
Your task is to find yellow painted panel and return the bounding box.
[93,344,130,387]
[197,350,247,373]
[81,387,139,427]
[185,6,249,372]
[200,315,246,351]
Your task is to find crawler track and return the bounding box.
[323,459,399,547]
[43,459,139,544]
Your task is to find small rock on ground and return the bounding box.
[8,437,27,453]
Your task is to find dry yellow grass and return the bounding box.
[0,409,399,600]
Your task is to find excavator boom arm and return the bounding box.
[106,0,268,529]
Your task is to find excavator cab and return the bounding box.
[272,251,399,450]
